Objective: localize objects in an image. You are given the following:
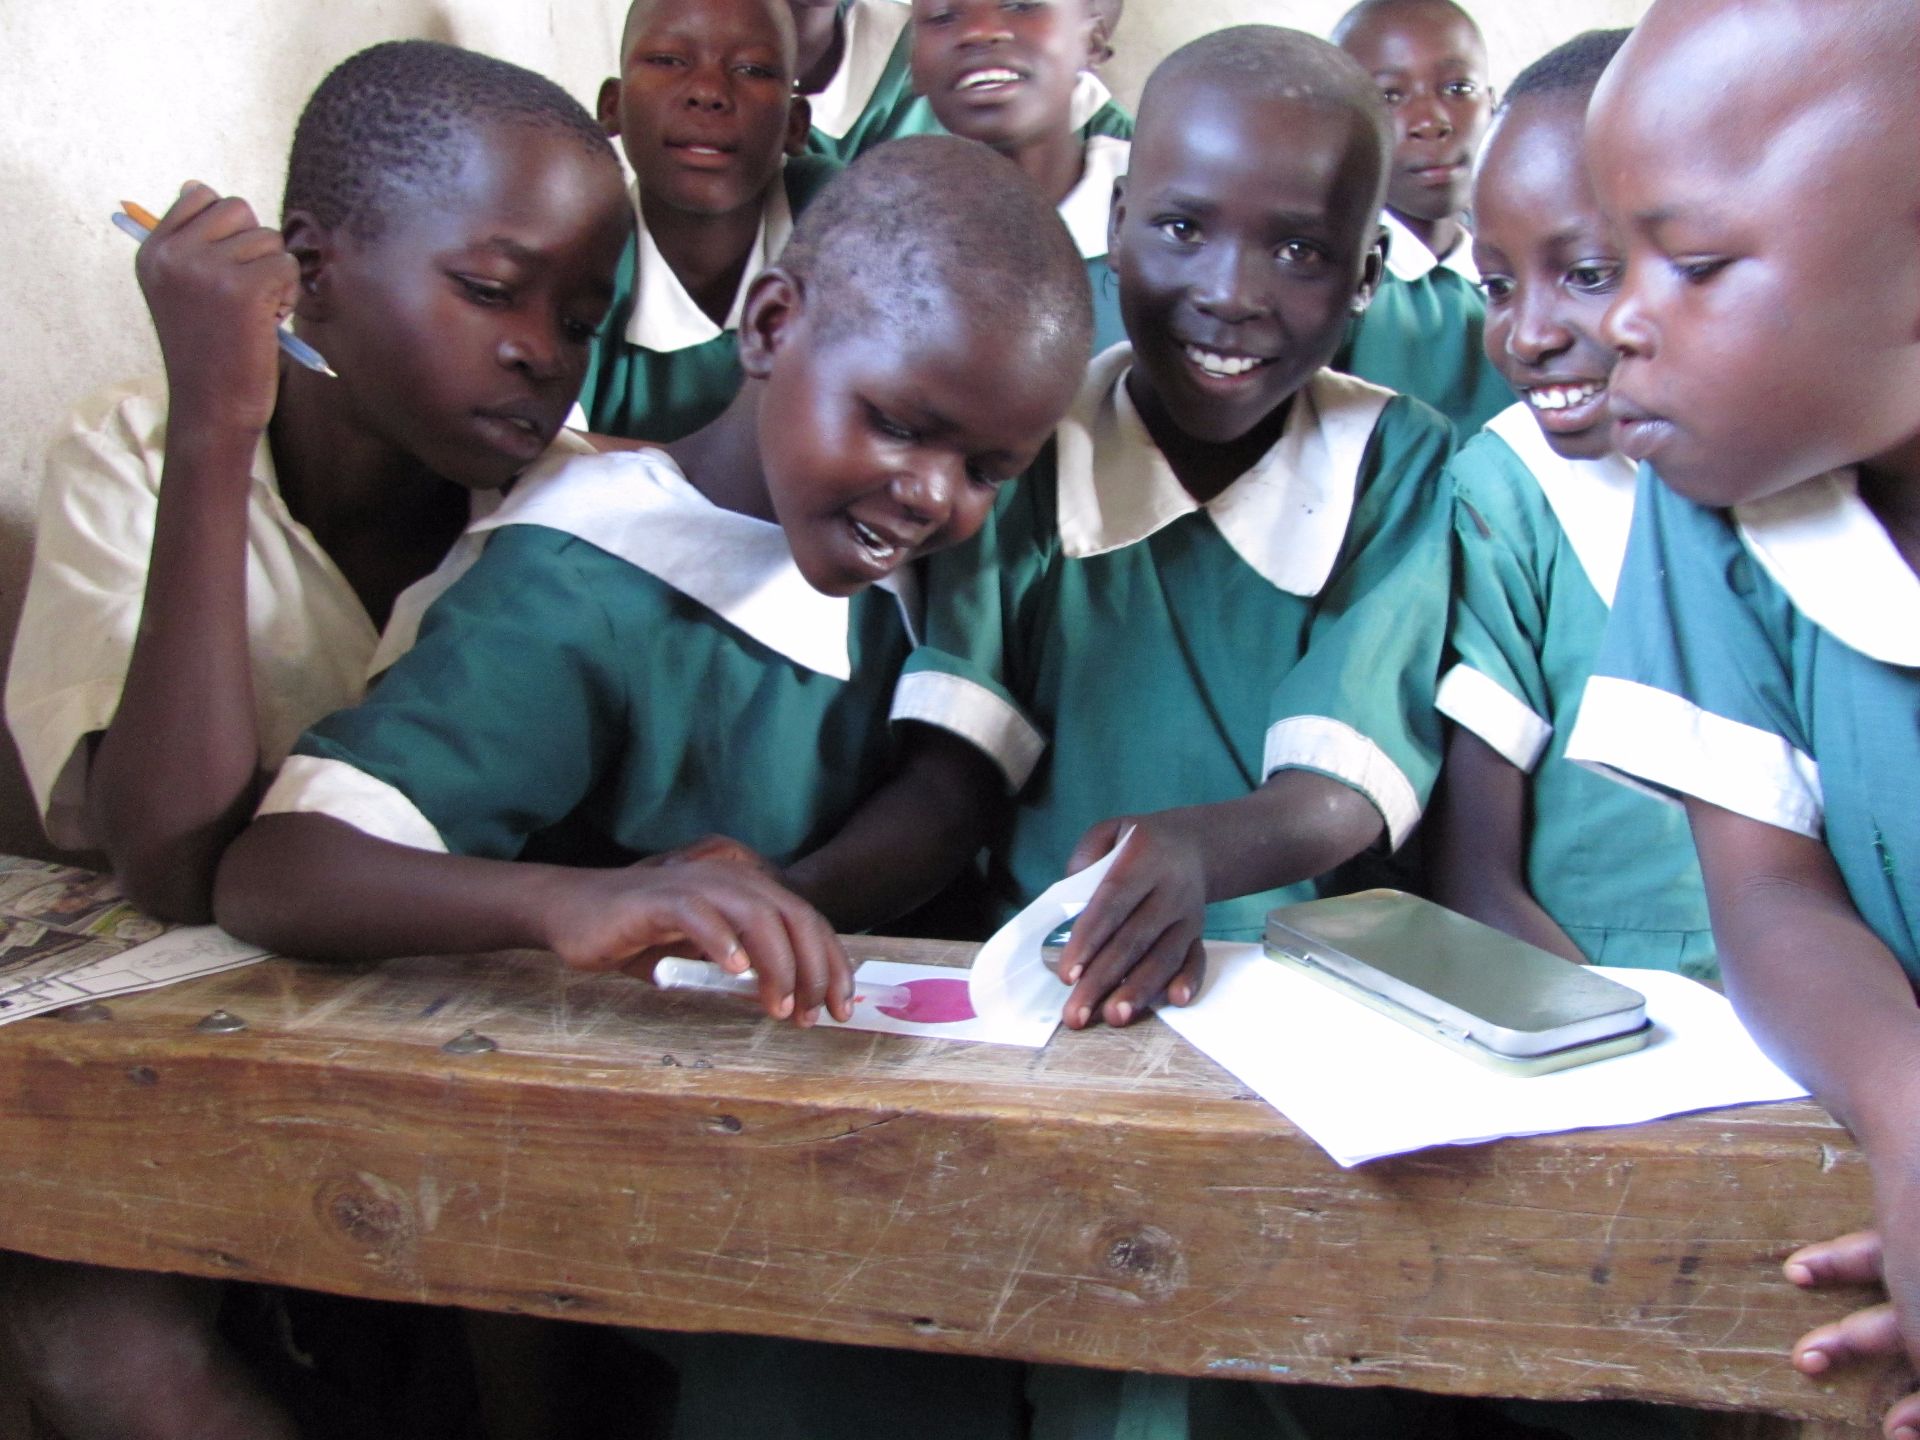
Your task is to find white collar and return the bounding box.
[806,0,913,140]
[624,173,795,353]
[1067,70,1114,131]
[1380,208,1479,284]
[466,446,869,679]
[1486,403,1639,607]
[1058,134,1130,261]
[1054,344,1393,595]
[1735,469,1920,666]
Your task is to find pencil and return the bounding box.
[113,200,338,379]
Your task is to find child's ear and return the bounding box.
[783,94,813,158]
[1105,175,1127,263]
[1351,225,1388,317]
[1085,10,1112,70]
[281,211,334,322]
[596,77,623,139]
[738,267,805,379]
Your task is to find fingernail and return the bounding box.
[775,994,793,1018]
[1891,1424,1914,1440]
[1072,1006,1091,1028]
[801,1006,820,1027]
[1797,1348,1828,1374]
[1785,1262,1813,1286]
[1111,1001,1132,1025]
[1172,983,1191,1005]
[1065,965,1082,982]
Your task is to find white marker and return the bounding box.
[652,957,909,1011]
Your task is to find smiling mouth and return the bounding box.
[850,518,902,566]
[1526,381,1605,413]
[955,66,1024,93]
[1183,345,1274,379]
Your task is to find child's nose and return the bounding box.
[499,321,565,382]
[683,61,732,110]
[957,4,1014,46]
[1193,241,1268,322]
[1508,293,1571,364]
[1601,278,1653,357]
[895,459,959,527]
[1405,95,1453,139]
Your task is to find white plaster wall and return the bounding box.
[0,0,1645,861]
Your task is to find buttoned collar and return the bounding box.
[1057,135,1130,261]
[1735,468,1920,666]
[1054,344,1393,595]
[1487,403,1638,607]
[624,173,795,353]
[1379,208,1479,284]
[806,0,913,140]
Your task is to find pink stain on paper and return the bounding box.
[876,977,976,1024]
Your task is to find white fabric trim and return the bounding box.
[623,173,795,352]
[806,0,912,140]
[1067,70,1113,131]
[1057,135,1129,261]
[1054,346,1391,596]
[1566,676,1824,839]
[1735,469,1920,666]
[1485,404,1638,608]
[1436,663,1552,773]
[467,447,859,679]
[1379,208,1478,283]
[1263,715,1422,849]
[890,669,1045,792]
[256,755,449,853]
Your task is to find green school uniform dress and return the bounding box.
[801,0,1134,163]
[1334,209,1513,443]
[256,447,909,869]
[1567,467,1920,979]
[576,158,841,442]
[894,345,1455,941]
[1437,405,1716,979]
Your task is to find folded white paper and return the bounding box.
[1158,943,1810,1167]
[817,959,1056,1047]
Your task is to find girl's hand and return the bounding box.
[1055,816,1208,1029]
[535,859,853,1025]
[136,182,297,437]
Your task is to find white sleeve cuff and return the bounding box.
[890,670,1045,792]
[1263,715,1422,850]
[256,755,449,853]
[1566,676,1824,839]
[1435,664,1552,773]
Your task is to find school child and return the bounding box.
[213,136,1093,1031]
[0,39,634,1440]
[1331,0,1513,440]
[1425,30,1717,981]
[909,0,1133,353]
[1553,2,1920,1435]
[796,26,1452,1048]
[789,0,1132,165]
[578,0,841,442]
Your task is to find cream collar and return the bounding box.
[806,0,913,140]
[1380,208,1478,284]
[1486,403,1639,607]
[1058,135,1129,262]
[624,174,795,353]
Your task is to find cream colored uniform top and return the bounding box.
[4,377,587,849]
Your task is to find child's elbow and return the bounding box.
[111,847,218,927]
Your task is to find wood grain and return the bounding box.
[0,941,1907,1428]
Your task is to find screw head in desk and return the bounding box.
[443,1028,497,1055]
[195,1009,247,1034]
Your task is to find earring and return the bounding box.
[1349,294,1372,316]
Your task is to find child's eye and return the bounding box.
[1378,86,1405,106]
[1154,217,1201,245]
[736,62,779,80]
[643,52,686,69]
[1442,80,1482,98]
[1566,260,1622,294]
[1480,275,1514,304]
[455,275,510,307]
[1275,240,1326,268]
[562,316,602,346]
[964,460,1004,488]
[868,405,918,443]
[1670,256,1731,285]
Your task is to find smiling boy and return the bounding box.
[1553,0,1920,1431]
[1332,0,1513,439]
[214,137,1091,1024]
[579,0,842,441]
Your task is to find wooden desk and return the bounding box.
[0,939,1904,1435]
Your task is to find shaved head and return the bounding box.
[1332,0,1484,53]
[621,0,797,69]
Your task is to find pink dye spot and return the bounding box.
[877,977,976,1024]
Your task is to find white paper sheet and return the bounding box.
[1158,942,1810,1167]
[0,925,272,1026]
[815,959,1056,1047]
[965,832,1129,1037]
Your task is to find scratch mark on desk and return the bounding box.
[983,1200,1057,1338]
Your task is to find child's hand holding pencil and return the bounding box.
[120,184,307,436]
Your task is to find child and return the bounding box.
[910,0,1132,353]
[578,0,841,441]
[1555,1,1920,1434]
[1331,0,1513,440]
[790,0,1132,164]
[1426,29,1718,981]
[797,26,1454,1038]
[0,39,634,1440]
[213,136,1093,1027]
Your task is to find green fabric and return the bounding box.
[1086,258,1127,358]
[578,157,843,441]
[908,390,1453,940]
[297,523,907,866]
[1335,270,1513,443]
[1592,470,1920,979]
[1446,430,1716,980]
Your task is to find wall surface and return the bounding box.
[0,0,1647,862]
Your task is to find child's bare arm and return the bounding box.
[86,184,297,921]
[1687,799,1920,1375]
[783,727,1002,933]
[1058,769,1385,1028]
[214,814,855,1022]
[1429,726,1586,963]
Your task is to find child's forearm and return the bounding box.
[784,728,1001,932]
[1184,768,1385,902]
[214,813,557,962]
[88,421,265,922]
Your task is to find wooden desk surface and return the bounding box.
[0,938,1903,1429]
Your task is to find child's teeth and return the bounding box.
[852,520,894,557]
[960,68,1021,89]
[1184,346,1264,377]
[1528,383,1603,412]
